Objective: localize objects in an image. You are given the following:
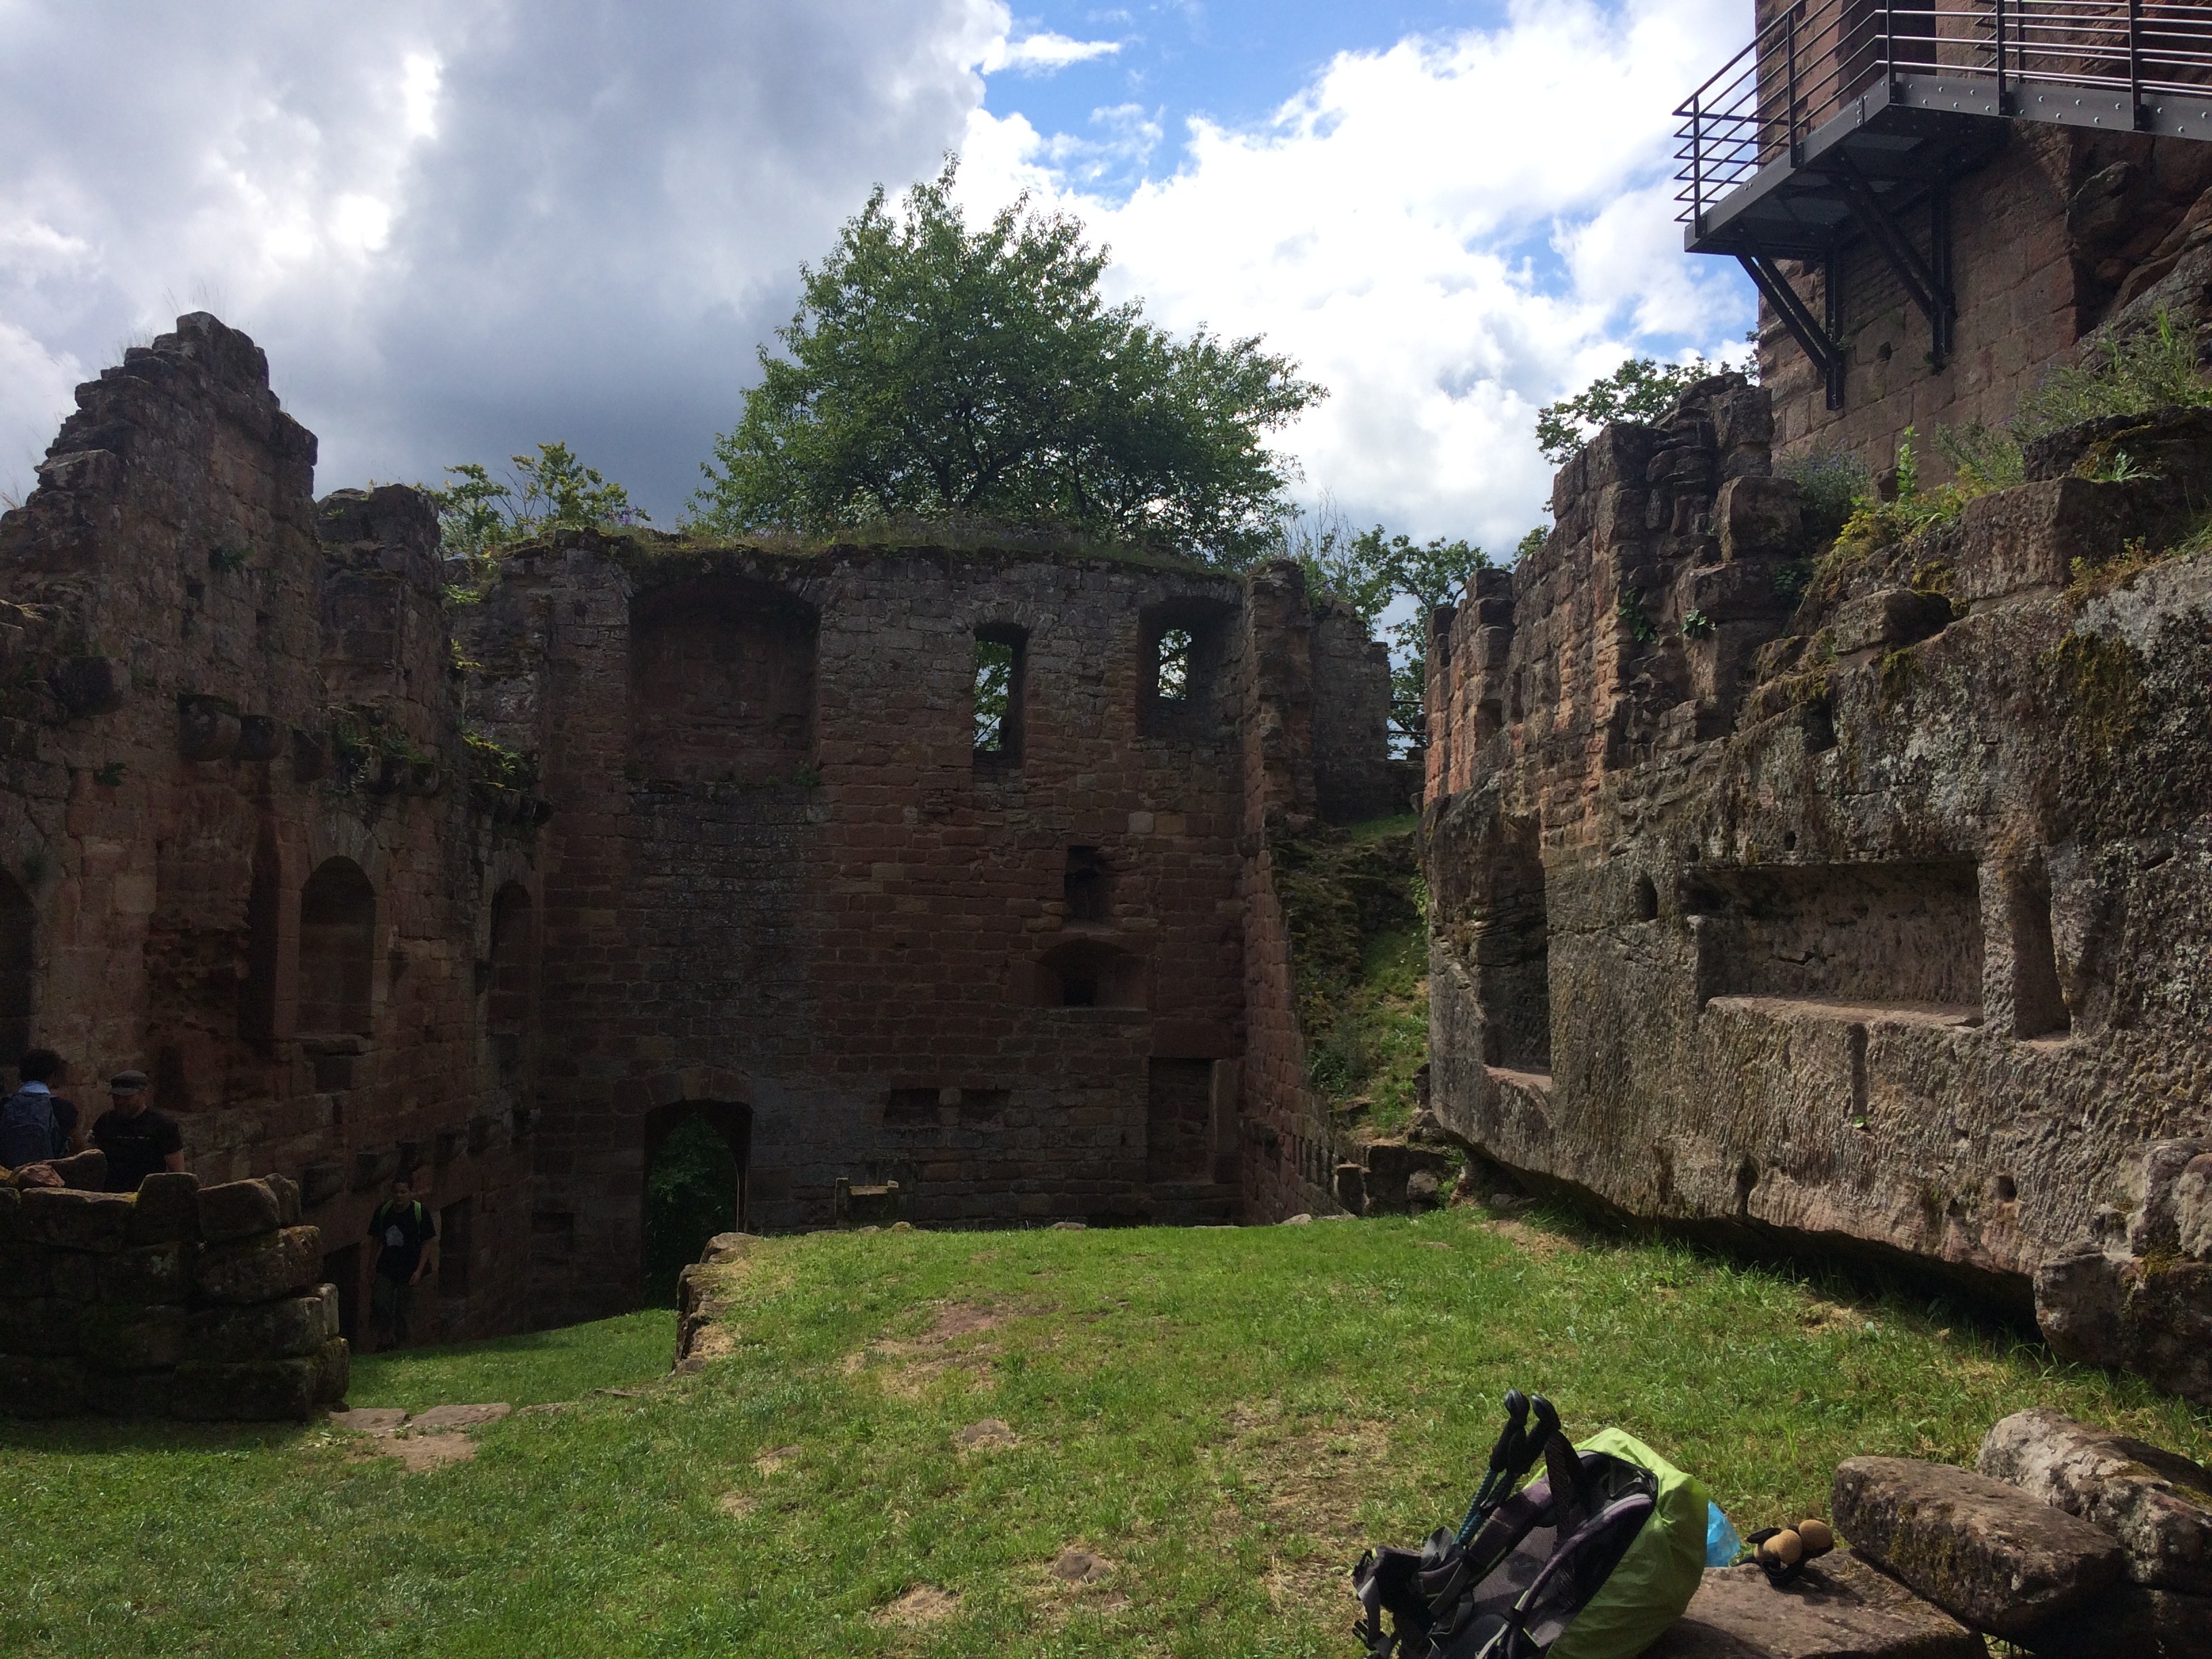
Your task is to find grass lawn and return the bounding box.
[4,1206,2208,1658]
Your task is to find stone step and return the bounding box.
[1643,1552,1982,1658]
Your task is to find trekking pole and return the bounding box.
[1455,1390,1533,1545]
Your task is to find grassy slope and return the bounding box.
[4,1210,2208,1658]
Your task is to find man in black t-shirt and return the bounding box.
[368,1173,438,1348]
[91,1069,184,1193]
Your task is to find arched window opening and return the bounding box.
[298,858,375,1036]
[0,871,33,1062]
[486,882,533,1077]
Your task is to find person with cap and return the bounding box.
[91,1069,184,1194]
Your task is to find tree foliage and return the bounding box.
[1534,356,1720,466]
[432,441,644,560]
[1290,514,1490,752]
[689,163,1323,565]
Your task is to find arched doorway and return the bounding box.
[642,1101,750,1304]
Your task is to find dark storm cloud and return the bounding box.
[0,0,1005,515]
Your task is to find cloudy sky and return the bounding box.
[0,0,1753,553]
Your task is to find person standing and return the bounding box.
[90,1069,185,1193]
[368,1173,437,1349]
[0,1048,79,1176]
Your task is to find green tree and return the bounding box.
[1290,516,1489,754]
[432,442,644,560]
[1534,356,1719,466]
[690,162,1323,565]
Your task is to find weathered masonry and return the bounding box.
[1422,374,2212,1402]
[1679,0,2212,467]
[0,314,1408,1351]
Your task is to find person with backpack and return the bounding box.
[0,1048,80,1181]
[368,1172,438,1349]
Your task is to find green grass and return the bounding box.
[4,1212,2208,1658]
[345,1309,676,1410]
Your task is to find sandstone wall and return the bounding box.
[0,316,1400,1344]
[0,315,540,1349]
[1763,127,2212,477]
[1,1170,347,1419]
[1425,377,2212,1384]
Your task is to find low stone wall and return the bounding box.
[0,1168,347,1420]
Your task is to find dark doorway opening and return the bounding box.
[642,1103,750,1305]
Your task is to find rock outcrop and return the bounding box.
[1423,377,2212,1400]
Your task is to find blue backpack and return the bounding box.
[0,1088,63,1170]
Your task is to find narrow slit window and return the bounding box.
[973,627,1025,761]
[1156,628,1193,701]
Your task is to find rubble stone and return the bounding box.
[1643,1553,1984,1658]
[1831,1456,2125,1641]
[1978,1408,2212,1593]
[194,1226,321,1305]
[197,1179,283,1244]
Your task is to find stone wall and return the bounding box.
[1424,375,2212,1395]
[0,315,539,1353]
[0,316,1401,1344]
[1761,124,2212,478]
[0,1169,347,1419]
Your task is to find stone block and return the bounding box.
[300,1161,344,1209]
[78,1304,188,1370]
[1828,588,1952,656]
[1952,477,2130,604]
[2037,1246,2212,1408]
[194,1225,321,1305]
[1715,474,1805,562]
[1832,1455,2125,1641]
[1687,560,1795,624]
[83,1367,173,1419]
[169,1357,318,1422]
[1643,1552,1983,1658]
[97,1242,191,1305]
[176,693,241,760]
[188,1292,334,1361]
[125,1172,201,1244]
[350,1149,399,1192]
[19,1187,134,1252]
[45,1148,108,1191]
[2024,1582,2212,1659]
[266,1174,302,1227]
[311,1336,350,1406]
[47,1249,98,1300]
[0,1356,84,1416]
[1978,1408,2212,1593]
[0,1296,79,1357]
[198,1178,283,1244]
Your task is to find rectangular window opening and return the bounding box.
[974,627,1026,763]
[1156,627,1193,701]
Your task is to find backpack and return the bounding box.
[1352,1393,1708,1659]
[0,1088,63,1170]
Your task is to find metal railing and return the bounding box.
[1677,0,2212,233]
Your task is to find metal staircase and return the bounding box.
[1677,1,2212,405]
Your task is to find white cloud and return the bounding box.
[0,0,1006,510]
[981,31,1121,74]
[956,0,1755,548]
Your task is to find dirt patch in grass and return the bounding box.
[1484,1218,1581,1258]
[754,1444,801,1476]
[849,1300,1015,1399]
[873,1585,960,1627]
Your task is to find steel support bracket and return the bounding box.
[1738,253,1846,410]
[1833,152,1957,368]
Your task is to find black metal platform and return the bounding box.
[1677,1,2212,405]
